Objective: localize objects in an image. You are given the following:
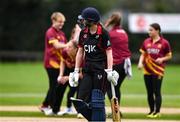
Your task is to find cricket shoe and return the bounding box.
[147,112,161,118]
[152,112,161,118]
[64,107,77,115]
[146,111,154,118]
[56,111,66,116]
[44,109,56,116]
[39,105,51,113]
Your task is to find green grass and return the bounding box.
[0,62,180,107]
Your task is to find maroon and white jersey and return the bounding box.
[140,37,172,76]
[109,26,131,65]
[44,26,67,68]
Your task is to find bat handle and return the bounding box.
[111,82,116,97]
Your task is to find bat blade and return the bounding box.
[111,96,120,122]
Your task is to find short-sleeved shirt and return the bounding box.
[78,23,111,63]
[109,26,131,65]
[139,37,172,76]
[44,26,67,68]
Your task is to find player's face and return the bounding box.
[53,17,65,30]
[84,20,94,28]
[148,26,159,38]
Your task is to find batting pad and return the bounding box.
[70,97,91,121]
[91,89,106,121]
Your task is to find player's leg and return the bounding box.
[52,82,68,113]
[144,75,154,115]
[153,75,163,116]
[65,86,77,113]
[42,68,59,108]
[41,68,51,108]
[72,73,92,120]
[91,89,106,121]
[91,70,106,121]
[109,63,126,104]
[62,67,77,114]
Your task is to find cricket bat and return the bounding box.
[110,82,121,122]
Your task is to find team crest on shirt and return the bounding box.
[158,44,162,48]
[97,74,102,80]
[147,43,151,47]
[83,34,87,38]
[57,36,64,41]
[57,36,61,39]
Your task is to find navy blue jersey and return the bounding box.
[78,24,111,62]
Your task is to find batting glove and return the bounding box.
[105,69,119,86]
[69,68,79,87]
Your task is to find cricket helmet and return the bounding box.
[81,7,100,23]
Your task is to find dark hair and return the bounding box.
[150,23,161,34]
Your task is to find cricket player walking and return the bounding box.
[69,7,119,121]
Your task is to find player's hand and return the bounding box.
[105,69,119,86]
[137,63,143,70]
[57,76,62,82]
[57,76,68,85]
[155,58,163,64]
[69,68,79,87]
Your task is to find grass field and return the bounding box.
[0,62,180,107]
[0,62,180,121]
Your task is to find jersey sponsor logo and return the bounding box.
[57,36,61,40]
[147,48,160,54]
[84,45,96,53]
[83,34,87,38]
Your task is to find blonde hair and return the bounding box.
[51,12,66,22]
[106,11,121,27]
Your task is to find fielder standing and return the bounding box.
[105,12,132,117]
[138,23,172,118]
[40,12,68,112]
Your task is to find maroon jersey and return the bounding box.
[140,37,172,76]
[44,26,67,68]
[61,48,76,69]
[109,26,131,65]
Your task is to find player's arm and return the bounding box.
[138,41,146,70]
[138,53,145,70]
[68,47,84,87]
[106,49,113,69]
[49,39,68,49]
[155,41,172,64]
[155,53,172,64]
[57,60,66,84]
[75,47,84,70]
[59,60,65,78]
